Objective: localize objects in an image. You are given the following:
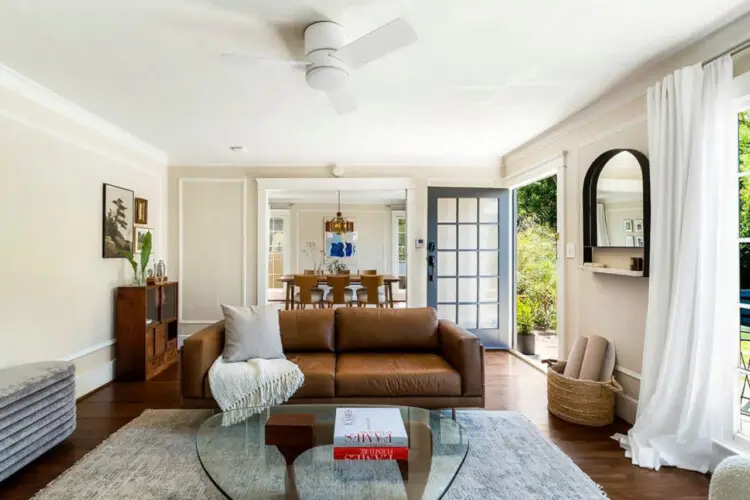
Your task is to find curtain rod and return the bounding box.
[703,37,750,67]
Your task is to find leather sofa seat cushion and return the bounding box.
[287,353,336,398]
[279,309,335,352]
[336,353,461,397]
[336,308,440,352]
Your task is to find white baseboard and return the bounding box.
[615,392,638,424]
[75,360,115,399]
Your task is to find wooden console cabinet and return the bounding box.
[115,282,179,380]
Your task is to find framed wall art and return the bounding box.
[102,183,134,258]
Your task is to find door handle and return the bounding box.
[427,255,435,282]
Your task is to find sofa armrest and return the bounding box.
[438,320,484,397]
[180,320,224,399]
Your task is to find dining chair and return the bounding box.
[293,274,323,309]
[360,269,378,275]
[325,275,353,307]
[357,274,387,307]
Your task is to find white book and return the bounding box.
[333,408,408,447]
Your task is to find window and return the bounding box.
[392,211,407,291]
[268,212,288,289]
[739,110,750,437]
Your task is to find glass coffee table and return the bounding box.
[196,405,469,499]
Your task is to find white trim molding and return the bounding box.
[502,151,567,189]
[178,178,248,323]
[74,360,116,400]
[62,339,116,362]
[0,63,167,165]
[615,365,642,380]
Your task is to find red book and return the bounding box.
[333,447,409,460]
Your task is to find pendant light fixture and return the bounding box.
[325,191,354,234]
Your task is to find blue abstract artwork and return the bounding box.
[325,232,357,259]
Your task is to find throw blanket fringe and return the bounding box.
[208,357,304,426]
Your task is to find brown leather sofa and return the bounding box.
[181,307,485,411]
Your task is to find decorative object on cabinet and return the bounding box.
[582,149,651,277]
[102,183,134,258]
[115,281,179,380]
[120,231,152,285]
[134,197,148,224]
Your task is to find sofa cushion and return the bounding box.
[279,309,335,352]
[287,353,336,398]
[336,353,461,397]
[336,308,440,352]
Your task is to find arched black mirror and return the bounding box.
[582,149,650,276]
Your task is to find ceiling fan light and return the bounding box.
[306,66,347,91]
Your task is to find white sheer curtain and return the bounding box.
[596,203,610,246]
[615,56,737,472]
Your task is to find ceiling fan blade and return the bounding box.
[220,53,311,71]
[332,18,417,69]
[327,86,358,115]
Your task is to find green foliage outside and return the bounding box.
[516,176,557,332]
[740,113,750,293]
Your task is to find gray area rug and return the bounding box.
[33,409,606,500]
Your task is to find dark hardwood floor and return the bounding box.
[0,352,709,499]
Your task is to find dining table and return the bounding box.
[278,274,401,310]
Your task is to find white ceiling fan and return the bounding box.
[222,17,418,114]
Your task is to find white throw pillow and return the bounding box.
[221,304,285,362]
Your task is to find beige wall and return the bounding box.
[291,203,393,274]
[502,13,750,421]
[169,166,502,338]
[0,66,167,397]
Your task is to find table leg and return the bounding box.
[285,282,293,310]
[386,282,395,308]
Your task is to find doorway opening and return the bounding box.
[514,175,558,362]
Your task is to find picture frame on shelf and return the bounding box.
[134,227,153,254]
[634,219,643,232]
[625,235,635,247]
[134,197,148,224]
[102,183,134,258]
[623,219,633,232]
[635,236,644,247]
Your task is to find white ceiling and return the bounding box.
[270,189,406,204]
[0,0,747,166]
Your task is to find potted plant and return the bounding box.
[119,231,152,285]
[516,297,536,355]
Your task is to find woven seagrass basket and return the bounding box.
[545,360,623,427]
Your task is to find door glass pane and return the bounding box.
[437,304,456,322]
[479,198,498,223]
[458,305,478,329]
[438,251,456,276]
[458,225,478,250]
[479,225,498,250]
[437,198,457,223]
[458,252,477,276]
[479,304,499,328]
[458,278,477,302]
[438,278,456,302]
[479,278,498,301]
[458,198,478,223]
[479,251,498,276]
[438,225,457,250]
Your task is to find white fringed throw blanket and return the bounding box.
[208,357,304,426]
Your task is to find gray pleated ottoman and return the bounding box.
[0,361,76,482]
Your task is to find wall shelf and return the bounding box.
[579,266,645,277]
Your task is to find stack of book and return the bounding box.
[333,408,408,460]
